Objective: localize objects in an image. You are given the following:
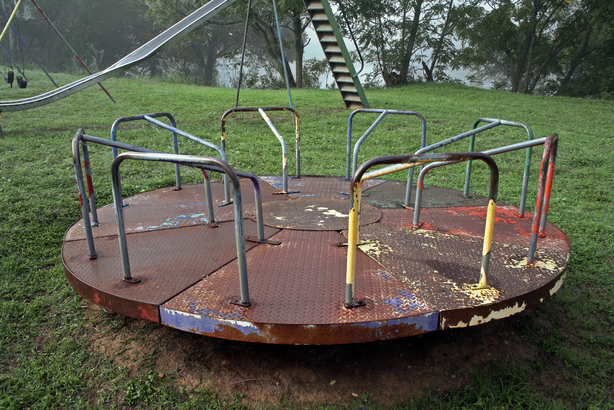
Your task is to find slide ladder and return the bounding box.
[304,0,369,109]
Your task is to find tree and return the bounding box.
[339,0,461,86]
[0,0,156,74]
[142,0,245,85]
[453,0,611,95]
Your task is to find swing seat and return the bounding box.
[16,75,26,89]
[4,70,13,85]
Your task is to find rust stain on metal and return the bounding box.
[63,219,279,307]
[380,206,569,253]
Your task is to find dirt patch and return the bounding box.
[86,304,543,407]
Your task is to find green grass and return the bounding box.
[1,70,613,408]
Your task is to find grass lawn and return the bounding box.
[0,71,613,409]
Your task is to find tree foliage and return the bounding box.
[453,0,614,96]
[0,0,155,74]
[338,0,459,86]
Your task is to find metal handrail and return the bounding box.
[110,112,228,213]
[111,152,252,307]
[411,134,559,264]
[407,118,534,214]
[345,152,499,308]
[72,129,268,260]
[464,118,534,216]
[346,109,427,208]
[527,134,558,265]
[221,107,300,194]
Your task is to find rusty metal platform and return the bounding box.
[63,176,569,344]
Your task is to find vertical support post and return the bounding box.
[527,136,557,265]
[80,139,99,226]
[476,198,496,289]
[72,132,97,260]
[518,146,533,217]
[345,180,363,308]
[463,135,476,196]
[231,183,250,306]
[294,112,301,178]
[538,143,557,237]
[200,170,216,225]
[412,176,425,228]
[110,159,135,281]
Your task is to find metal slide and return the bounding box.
[0,0,236,112]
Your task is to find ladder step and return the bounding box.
[319,34,338,43]
[343,93,363,102]
[339,84,357,93]
[310,12,329,21]
[328,55,346,64]
[306,1,324,11]
[323,44,341,53]
[346,101,365,109]
[314,23,333,32]
[332,65,350,74]
[335,74,354,83]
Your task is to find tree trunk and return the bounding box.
[512,0,541,93]
[203,35,218,86]
[556,27,592,95]
[427,0,454,83]
[399,0,424,83]
[422,61,433,82]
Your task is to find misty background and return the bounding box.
[0,0,612,98]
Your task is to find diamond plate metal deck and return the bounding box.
[161,230,438,344]
[66,180,282,242]
[259,175,385,199]
[63,220,280,321]
[253,198,381,231]
[62,176,569,344]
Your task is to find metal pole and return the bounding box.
[0,0,22,43]
[0,3,58,87]
[30,0,116,102]
[235,0,252,108]
[0,43,27,81]
[271,0,293,111]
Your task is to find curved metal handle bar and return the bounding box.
[143,114,230,205]
[110,113,182,189]
[345,152,499,308]
[0,0,237,112]
[346,109,427,180]
[465,118,534,215]
[221,107,301,194]
[413,136,549,226]
[73,130,167,258]
[411,135,558,267]
[72,131,252,263]
[111,113,217,222]
[110,113,176,156]
[72,130,170,257]
[402,120,501,207]
[111,152,251,306]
